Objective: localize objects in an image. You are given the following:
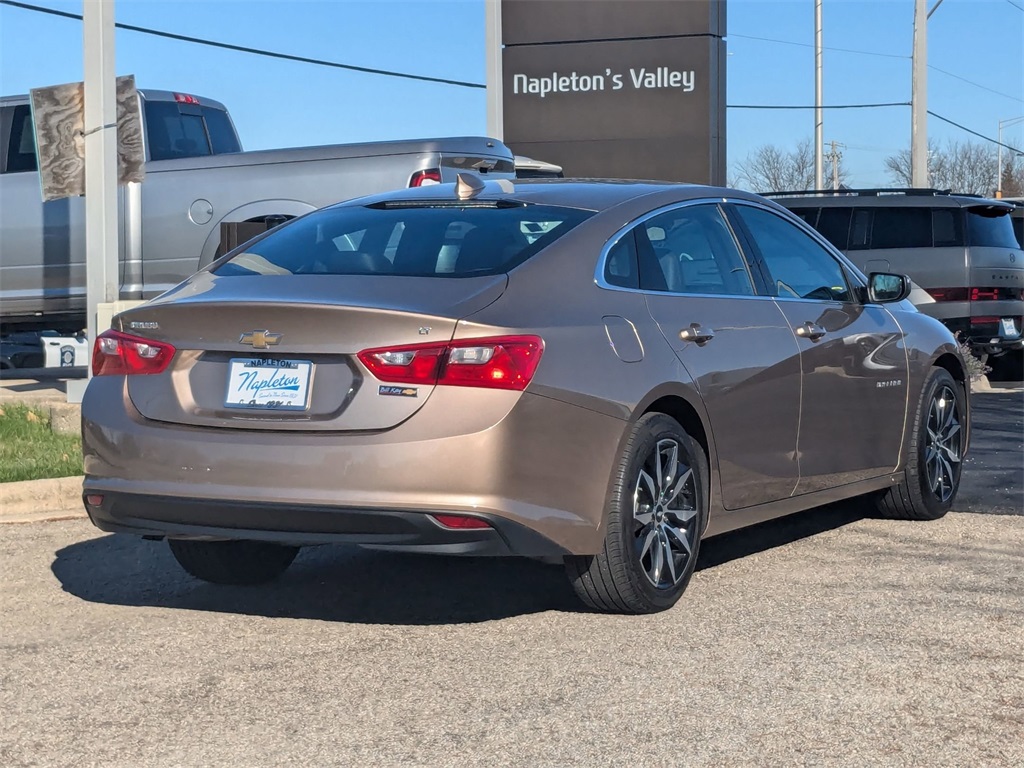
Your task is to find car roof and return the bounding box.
[770,189,1013,211]
[337,177,771,213]
[0,89,227,111]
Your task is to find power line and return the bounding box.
[1005,0,1024,13]
[929,65,1024,104]
[929,111,1023,153]
[0,0,486,90]
[729,102,910,110]
[729,32,908,60]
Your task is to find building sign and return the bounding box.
[496,0,726,185]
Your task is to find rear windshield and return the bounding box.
[214,202,594,278]
[144,101,241,161]
[967,208,1019,248]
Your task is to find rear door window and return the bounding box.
[4,105,38,173]
[815,207,852,250]
[215,202,594,277]
[870,207,932,249]
[635,204,756,296]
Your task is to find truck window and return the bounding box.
[203,108,241,155]
[143,100,240,161]
[870,207,931,249]
[4,105,38,173]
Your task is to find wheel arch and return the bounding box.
[627,384,719,522]
[197,199,318,269]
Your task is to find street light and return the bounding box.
[997,116,1024,198]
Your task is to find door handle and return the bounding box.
[795,321,827,341]
[679,322,714,345]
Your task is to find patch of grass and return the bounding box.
[0,404,83,483]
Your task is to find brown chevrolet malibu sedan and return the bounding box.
[82,177,970,614]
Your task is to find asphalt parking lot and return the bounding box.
[1,384,1021,766]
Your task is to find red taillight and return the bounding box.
[173,93,200,105]
[357,335,544,391]
[92,329,176,377]
[409,168,442,187]
[925,288,969,302]
[970,287,999,301]
[431,514,492,530]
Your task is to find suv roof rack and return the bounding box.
[764,188,954,198]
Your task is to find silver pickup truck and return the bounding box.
[0,89,515,330]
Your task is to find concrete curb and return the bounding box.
[0,476,85,522]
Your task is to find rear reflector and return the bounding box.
[970,316,1000,326]
[85,494,104,506]
[409,168,442,187]
[432,514,492,530]
[358,335,544,391]
[92,329,176,377]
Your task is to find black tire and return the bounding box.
[876,367,965,521]
[566,413,708,614]
[167,539,299,585]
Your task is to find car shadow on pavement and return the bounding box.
[51,502,868,625]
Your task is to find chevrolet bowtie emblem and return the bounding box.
[239,330,283,349]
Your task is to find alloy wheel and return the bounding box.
[924,385,962,503]
[632,438,699,589]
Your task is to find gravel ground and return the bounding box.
[2,512,1022,767]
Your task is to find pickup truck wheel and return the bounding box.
[565,413,707,614]
[167,539,299,585]
[876,367,965,521]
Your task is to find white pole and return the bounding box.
[83,0,119,378]
[485,0,503,141]
[814,0,823,190]
[998,121,1004,198]
[911,0,928,188]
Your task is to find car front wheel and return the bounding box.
[167,539,300,585]
[876,367,965,520]
[566,413,708,614]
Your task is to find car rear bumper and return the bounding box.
[83,491,569,556]
[81,377,626,555]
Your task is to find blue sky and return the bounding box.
[1,0,1021,187]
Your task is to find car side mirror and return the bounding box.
[868,272,911,303]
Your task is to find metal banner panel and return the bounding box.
[30,74,145,202]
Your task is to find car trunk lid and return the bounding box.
[121,272,507,431]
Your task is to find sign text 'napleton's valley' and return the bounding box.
[512,68,697,98]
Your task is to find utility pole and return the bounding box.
[814,0,824,191]
[911,0,928,188]
[485,0,503,140]
[83,0,119,379]
[827,140,844,190]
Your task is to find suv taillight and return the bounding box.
[357,336,544,391]
[409,169,442,187]
[92,330,176,376]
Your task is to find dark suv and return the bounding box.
[768,189,1024,363]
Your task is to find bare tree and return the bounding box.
[735,139,847,193]
[885,140,999,195]
[998,153,1024,197]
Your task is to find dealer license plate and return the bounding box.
[1000,317,1021,338]
[224,358,312,410]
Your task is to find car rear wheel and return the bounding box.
[876,367,965,521]
[167,539,300,585]
[566,413,707,614]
